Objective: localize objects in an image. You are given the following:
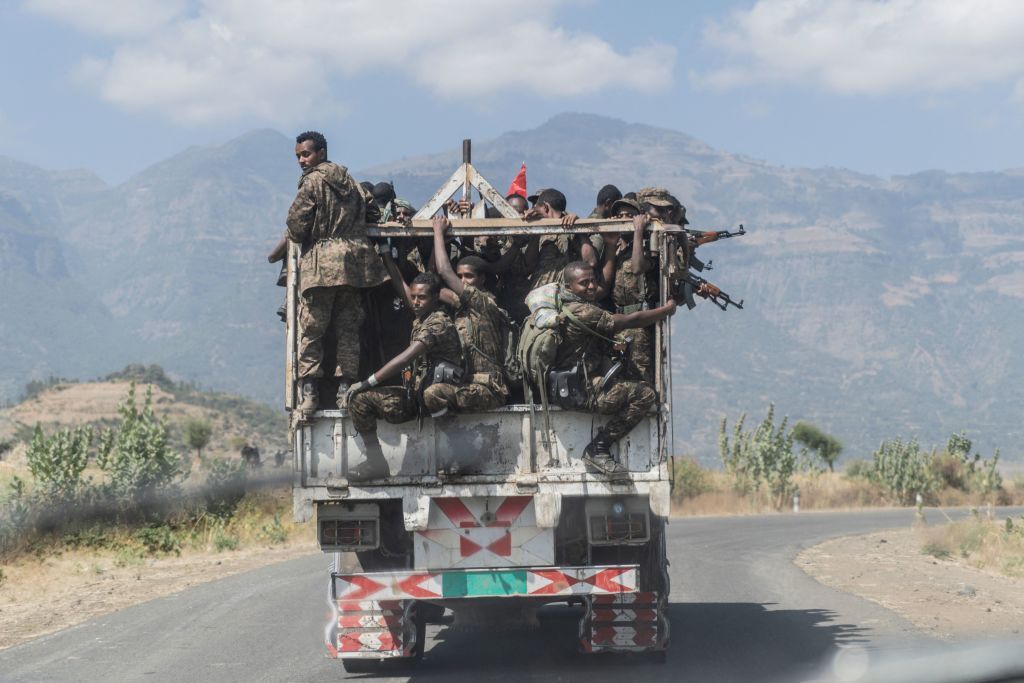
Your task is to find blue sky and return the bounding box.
[2,0,1023,184]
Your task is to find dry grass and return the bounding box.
[919,515,1024,579]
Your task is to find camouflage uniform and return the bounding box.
[287,161,389,379]
[531,236,579,288]
[555,299,656,443]
[349,308,463,432]
[612,244,657,383]
[427,285,508,413]
[496,243,532,323]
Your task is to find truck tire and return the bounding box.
[341,658,381,673]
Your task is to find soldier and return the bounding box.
[555,260,677,477]
[636,187,688,227]
[588,184,623,219]
[344,270,464,451]
[372,182,397,222]
[286,131,389,415]
[610,198,658,382]
[429,215,509,413]
[522,188,592,288]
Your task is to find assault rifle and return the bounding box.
[687,224,746,247]
[671,270,744,311]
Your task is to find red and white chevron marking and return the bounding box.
[580,591,665,654]
[415,496,554,569]
[326,599,412,659]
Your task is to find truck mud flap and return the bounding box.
[579,591,669,654]
[325,599,421,660]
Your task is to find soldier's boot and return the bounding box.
[348,433,390,481]
[335,379,351,409]
[582,429,628,479]
[298,379,319,416]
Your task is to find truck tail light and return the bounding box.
[317,503,380,552]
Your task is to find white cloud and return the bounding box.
[26,0,675,125]
[699,0,1024,98]
[24,0,188,37]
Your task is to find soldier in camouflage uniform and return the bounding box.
[588,184,622,219]
[286,131,389,415]
[610,198,658,383]
[428,215,509,413]
[345,272,464,478]
[555,261,677,477]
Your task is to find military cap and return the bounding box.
[635,187,680,208]
[610,198,643,215]
[527,188,549,205]
[392,197,417,214]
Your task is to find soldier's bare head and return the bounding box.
[535,189,567,218]
[563,261,598,302]
[295,131,327,171]
[455,255,488,289]
[410,272,443,318]
[505,193,528,216]
[595,184,622,218]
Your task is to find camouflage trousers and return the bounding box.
[298,285,364,379]
[422,382,505,414]
[348,387,418,434]
[591,379,656,443]
[618,325,653,383]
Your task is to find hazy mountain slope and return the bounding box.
[1,114,1020,462]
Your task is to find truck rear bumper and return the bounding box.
[331,564,638,601]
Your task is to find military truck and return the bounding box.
[287,147,685,672]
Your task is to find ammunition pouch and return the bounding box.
[430,360,465,387]
[547,364,588,410]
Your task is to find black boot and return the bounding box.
[582,429,628,478]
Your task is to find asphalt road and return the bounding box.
[1,507,1019,682]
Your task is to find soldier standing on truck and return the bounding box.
[610,199,658,382]
[556,260,677,477]
[344,271,464,472]
[429,215,510,413]
[286,131,390,415]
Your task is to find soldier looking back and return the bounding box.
[286,131,389,415]
[430,215,510,413]
[555,260,677,477]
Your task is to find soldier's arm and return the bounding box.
[431,215,464,296]
[285,183,316,243]
[489,238,525,273]
[380,251,414,311]
[369,341,428,384]
[592,233,619,300]
[267,237,288,263]
[611,299,678,332]
[522,236,541,270]
[631,214,653,274]
[439,288,460,308]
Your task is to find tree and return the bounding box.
[792,422,843,472]
[185,419,213,460]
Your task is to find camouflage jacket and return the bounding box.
[411,308,464,390]
[531,236,579,288]
[555,299,615,385]
[286,161,388,294]
[455,286,509,396]
[612,244,656,310]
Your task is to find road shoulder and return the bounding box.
[796,526,1023,641]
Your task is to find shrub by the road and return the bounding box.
[719,404,799,510]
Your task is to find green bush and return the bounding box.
[213,530,239,552]
[843,459,873,480]
[720,404,797,509]
[134,524,181,555]
[672,457,714,500]
[201,456,247,519]
[95,384,182,504]
[25,423,93,501]
[184,419,213,459]
[259,513,288,545]
[870,437,936,505]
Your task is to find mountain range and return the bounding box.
[1,113,1021,464]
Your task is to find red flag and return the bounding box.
[507,162,527,198]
